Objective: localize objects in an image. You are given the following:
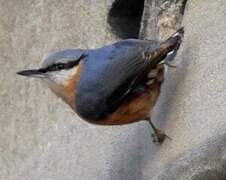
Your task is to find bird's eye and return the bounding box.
[56,63,65,70]
[46,63,66,72]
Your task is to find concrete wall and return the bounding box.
[142,0,226,179]
[0,1,149,179]
[0,0,225,180]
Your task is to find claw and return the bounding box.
[164,62,177,68]
[151,129,171,144]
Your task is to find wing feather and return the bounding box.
[76,39,160,120]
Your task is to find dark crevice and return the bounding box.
[107,0,145,39]
[181,0,188,14]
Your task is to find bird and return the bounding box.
[17,27,184,143]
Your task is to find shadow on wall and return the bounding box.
[106,124,153,180]
[107,0,145,39]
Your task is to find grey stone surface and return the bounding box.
[0,0,226,180]
[141,0,226,179]
[153,133,226,180]
[140,0,186,40]
[140,0,158,40]
[156,0,185,40]
[0,1,148,180]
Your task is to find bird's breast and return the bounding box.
[81,82,162,125]
[47,63,82,109]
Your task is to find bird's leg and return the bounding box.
[145,64,170,143]
[146,118,170,143]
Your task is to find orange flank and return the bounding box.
[54,63,82,109]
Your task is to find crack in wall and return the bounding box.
[140,0,188,40]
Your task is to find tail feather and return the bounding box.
[148,27,184,67]
[164,27,184,52]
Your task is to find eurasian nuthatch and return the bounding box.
[17,28,184,143]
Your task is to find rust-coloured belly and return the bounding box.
[52,62,163,126]
[86,82,162,125]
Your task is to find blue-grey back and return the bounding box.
[75,39,160,120]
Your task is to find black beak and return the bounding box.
[16,68,46,78]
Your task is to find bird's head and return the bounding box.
[17,49,86,108]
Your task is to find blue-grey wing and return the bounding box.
[75,39,160,120]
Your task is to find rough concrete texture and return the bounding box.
[0,0,225,180]
[142,0,226,179]
[140,0,186,40]
[156,0,185,40]
[153,133,226,180]
[0,1,146,180]
[139,0,158,40]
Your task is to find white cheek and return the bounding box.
[47,70,72,86]
[46,67,78,86]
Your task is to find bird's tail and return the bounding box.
[149,27,184,67]
[161,27,184,62]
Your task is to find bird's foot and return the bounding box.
[151,129,170,144]
[164,62,177,68]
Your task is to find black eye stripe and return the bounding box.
[45,64,61,71]
[43,54,87,72]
